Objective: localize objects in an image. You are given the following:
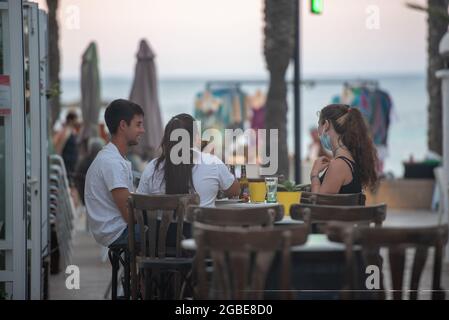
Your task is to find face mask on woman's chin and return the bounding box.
[319,131,333,152]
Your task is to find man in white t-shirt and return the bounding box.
[137,149,239,207]
[84,99,145,247]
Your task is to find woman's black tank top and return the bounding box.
[319,156,362,194]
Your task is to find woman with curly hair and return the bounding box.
[310,104,379,194]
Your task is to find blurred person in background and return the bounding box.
[74,137,105,206]
[306,126,329,162]
[53,111,81,182]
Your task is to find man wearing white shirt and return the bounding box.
[85,99,145,247]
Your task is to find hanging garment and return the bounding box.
[330,85,393,147]
[250,106,265,131]
[194,87,247,132]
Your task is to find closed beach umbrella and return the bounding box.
[129,39,163,161]
[80,42,101,152]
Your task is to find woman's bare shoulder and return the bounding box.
[328,157,353,173]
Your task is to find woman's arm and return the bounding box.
[311,159,348,194]
[310,156,329,193]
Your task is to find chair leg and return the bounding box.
[140,267,193,300]
[174,272,180,299]
[108,249,119,300]
[180,269,195,300]
[163,270,181,300]
[159,272,167,299]
[138,269,146,300]
[123,250,130,299]
[103,279,112,299]
[172,270,186,300]
[154,270,163,299]
[143,268,152,300]
[145,269,159,300]
[164,272,176,299]
[164,268,193,300]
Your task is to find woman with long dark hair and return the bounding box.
[137,113,240,206]
[310,104,379,194]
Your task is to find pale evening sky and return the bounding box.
[34,0,430,79]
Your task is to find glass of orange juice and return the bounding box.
[249,181,266,203]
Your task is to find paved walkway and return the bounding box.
[48,229,111,300]
[49,209,449,300]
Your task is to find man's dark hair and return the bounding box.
[104,99,144,135]
[66,111,78,124]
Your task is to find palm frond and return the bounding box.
[406,2,449,23]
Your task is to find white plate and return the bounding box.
[215,199,244,205]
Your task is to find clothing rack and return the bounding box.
[205,78,380,90]
[343,80,379,89]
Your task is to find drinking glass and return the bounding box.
[265,177,278,203]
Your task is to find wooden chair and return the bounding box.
[186,206,278,295]
[186,206,280,227]
[300,191,366,206]
[327,223,449,300]
[193,222,309,299]
[290,203,386,235]
[127,193,199,300]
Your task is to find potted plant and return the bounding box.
[277,180,307,216]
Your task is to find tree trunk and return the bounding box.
[263,0,295,178]
[265,71,289,178]
[47,0,61,130]
[427,0,449,156]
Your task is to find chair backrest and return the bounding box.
[290,203,386,228]
[327,223,449,300]
[127,193,199,299]
[300,191,366,206]
[186,206,278,227]
[193,222,309,299]
[128,193,200,259]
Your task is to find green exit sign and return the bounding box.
[311,0,323,14]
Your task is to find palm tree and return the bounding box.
[47,0,61,129]
[407,1,449,156]
[263,0,295,178]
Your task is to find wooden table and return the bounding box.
[214,199,285,222]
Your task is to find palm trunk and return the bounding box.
[427,0,449,155]
[265,71,289,178]
[263,0,295,178]
[47,0,61,129]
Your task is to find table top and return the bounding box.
[214,199,285,221]
[182,233,346,253]
[215,199,280,207]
